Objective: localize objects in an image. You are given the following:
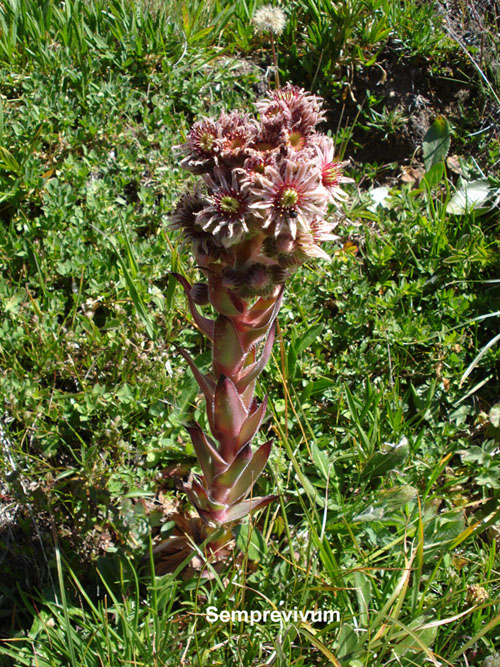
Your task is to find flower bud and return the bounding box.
[190,282,210,305]
[194,238,224,266]
[270,265,289,284]
[262,236,278,258]
[246,263,271,292]
[221,267,244,290]
[275,233,294,253]
[278,252,301,268]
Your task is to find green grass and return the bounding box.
[1,0,500,665]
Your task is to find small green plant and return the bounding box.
[386,0,454,58]
[279,0,390,92]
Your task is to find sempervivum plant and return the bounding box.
[157,85,349,574]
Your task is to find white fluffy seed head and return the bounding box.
[252,5,286,36]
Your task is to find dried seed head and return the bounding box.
[252,5,287,36]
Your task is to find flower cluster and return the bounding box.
[160,86,350,571]
[171,84,349,301]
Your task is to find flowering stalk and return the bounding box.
[158,85,350,573]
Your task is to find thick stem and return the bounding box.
[184,295,280,533]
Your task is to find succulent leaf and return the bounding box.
[187,423,227,483]
[211,375,248,454]
[240,378,256,411]
[241,286,283,332]
[236,323,276,392]
[213,443,253,490]
[223,494,277,522]
[185,478,227,511]
[242,346,256,369]
[208,273,246,316]
[213,315,246,378]
[227,440,273,504]
[236,396,268,448]
[198,494,278,525]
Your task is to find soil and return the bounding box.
[327,46,489,168]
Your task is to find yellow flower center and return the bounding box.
[199,132,215,152]
[323,163,340,187]
[288,131,306,152]
[279,188,299,209]
[219,196,241,214]
[254,141,273,152]
[229,136,245,149]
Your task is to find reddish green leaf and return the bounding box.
[211,375,248,447]
[185,479,226,511]
[208,274,245,316]
[198,494,278,525]
[236,323,276,392]
[240,378,256,411]
[213,444,252,489]
[227,440,272,504]
[239,287,283,348]
[187,423,227,483]
[236,396,268,448]
[212,315,245,378]
[222,494,277,523]
[242,287,283,329]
